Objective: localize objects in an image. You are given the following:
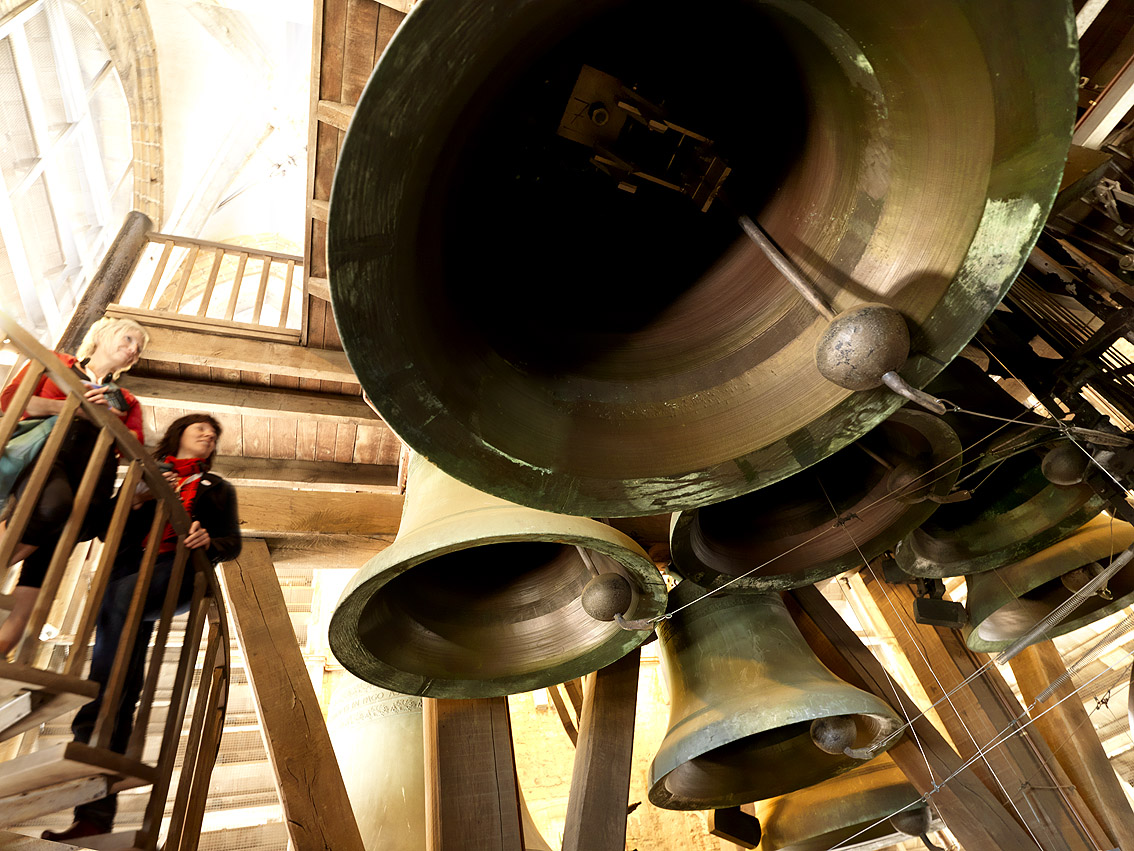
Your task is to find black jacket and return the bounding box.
[114,471,242,569]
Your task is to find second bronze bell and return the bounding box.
[328,454,668,698]
[648,582,903,810]
[669,408,961,591]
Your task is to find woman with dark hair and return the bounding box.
[43,413,241,843]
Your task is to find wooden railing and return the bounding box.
[109,233,305,344]
[0,310,229,850]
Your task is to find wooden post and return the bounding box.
[424,697,523,851]
[788,585,1038,851]
[57,211,152,352]
[857,571,1108,851]
[1010,640,1134,851]
[561,647,641,851]
[220,539,365,851]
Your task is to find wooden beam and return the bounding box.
[58,212,152,354]
[316,99,355,131]
[708,806,761,849]
[220,540,365,851]
[213,455,398,491]
[787,585,1038,851]
[107,303,301,345]
[237,486,403,536]
[424,697,523,851]
[856,571,1107,851]
[307,275,331,301]
[120,376,380,427]
[1074,52,1134,149]
[138,324,357,383]
[561,648,641,851]
[312,199,330,222]
[1009,641,1134,851]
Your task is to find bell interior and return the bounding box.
[356,542,635,681]
[906,451,1096,563]
[687,418,937,577]
[342,0,997,488]
[659,715,871,807]
[976,562,1134,644]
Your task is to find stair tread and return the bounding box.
[0,663,100,699]
[0,774,110,825]
[0,742,156,801]
[0,664,100,742]
[0,827,78,848]
[63,830,143,851]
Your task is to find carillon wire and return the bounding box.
[817,477,1052,851]
[1038,610,1134,703]
[659,402,1037,622]
[822,649,1134,851]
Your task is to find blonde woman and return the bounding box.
[0,316,149,654]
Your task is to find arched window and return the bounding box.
[0,0,133,345]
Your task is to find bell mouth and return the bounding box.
[671,409,960,590]
[896,447,1105,578]
[965,517,1134,653]
[347,541,645,696]
[328,0,1075,517]
[652,713,891,810]
[975,563,1134,645]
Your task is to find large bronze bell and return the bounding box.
[669,408,961,591]
[967,516,1134,654]
[755,755,940,851]
[648,583,902,810]
[328,454,667,698]
[327,0,1077,519]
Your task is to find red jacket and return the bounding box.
[1,352,144,446]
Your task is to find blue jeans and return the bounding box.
[71,551,194,828]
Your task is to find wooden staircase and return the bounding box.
[0,312,231,850]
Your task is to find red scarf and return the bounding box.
[153,456,207,554]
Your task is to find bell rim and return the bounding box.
[325,0,1077,519]
[755,756,927,851]
[893,428,1107,578]
[668,407,963,591]
[328,519,667,698]
[965,516,1134,653]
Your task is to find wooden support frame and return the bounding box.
[788,585,1038,851]
[561,648,641,851]
[854,570,1107,851]
[220,539,364,851]
[424,696,523,851]
[1009,640,1134,851]
[119,376,378,426]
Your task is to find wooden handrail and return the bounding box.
[0,308,231,850]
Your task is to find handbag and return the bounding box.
[0,416,58,509]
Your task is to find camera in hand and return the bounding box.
[103,384,128,411]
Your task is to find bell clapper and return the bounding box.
[614,612,657,631]
[810,716,873,759]
[737,215,835,320]
[737,216,947,416]
[891,806,945,851]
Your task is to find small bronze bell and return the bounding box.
[755,755,940,851]
[329,455,667,698]
[669,408,961,591]
[894,359,1105,578]
[648,583,902,810]
[967,516,1134,654]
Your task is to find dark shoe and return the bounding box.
[42,819,110,841]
